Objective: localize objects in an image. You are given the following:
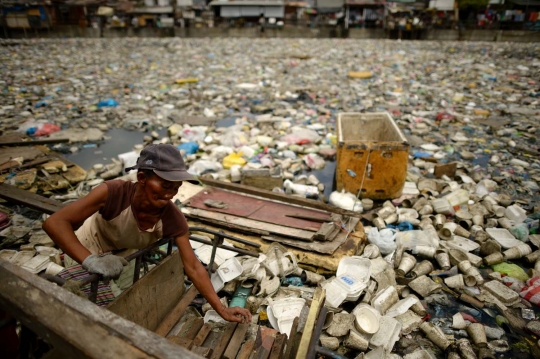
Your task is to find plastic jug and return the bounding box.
[505,205,527,223]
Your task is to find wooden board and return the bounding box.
[178,318,205,340]
[0,146,46,166]
[295,287,325,359]
[0,259,200,359]
[188,220,364,272]
[0,183,64,215]
[188,188,328,231]
[167,336,193,350]
[210,322,238,359]
[255,335,275,359]
[223,323,249,359]
[192,346,213,358]
[154,285,199,337]
[107,253,185,332]
[198,178,362,218]
[236,340,255,359]
[284,317,299,359]
[269,333,287,359]
[183,208,315,241]
[262,217,360,255]
[193,323,213,346]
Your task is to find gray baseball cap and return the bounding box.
[125,144,199,184]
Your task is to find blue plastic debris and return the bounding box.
[177,142,199,155]
[97,99,119,108]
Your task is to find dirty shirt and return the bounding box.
[76,180,188,255]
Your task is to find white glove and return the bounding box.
[82,254,128,282]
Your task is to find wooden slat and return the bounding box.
[295,287,326,359]
[210,322,238,359]
[193,323,213,346]
[167,336,193,350]
[236,340,255,359]
[255,335,275,359]
[154,285,199,337]
[223,323,249,359]
[0,183,64,214]
[179,318,205,340]
[269,333,287,359]
[183,208,314,241]
[0,138,70,146]
[199,177,361,218]
[284,317,300,359]
[107,253,185,331]
[192,346,213,358]
[0,259,201,359]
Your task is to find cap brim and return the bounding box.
[153,169,200,184]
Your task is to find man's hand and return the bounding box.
[82,254,128,282]
[218,306,252,324]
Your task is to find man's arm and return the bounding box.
[175,233,252,324]
[42,184,108,264]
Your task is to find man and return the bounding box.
[43,144,251,324]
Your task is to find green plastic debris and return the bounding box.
[496,315,509,328]
[491,262,529,282]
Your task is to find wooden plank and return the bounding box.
[295,287,326,359]
[192,346,213,358]
[188,219,365,272]
[284,317,299,359]
[0,146,46,166]
[269,333,287,359]
[199,177,362,218]
[223,323,249,359]
[255,335,275,359]
[0,138,70,146]
[107,253,185,332]
[167,336,193,350]
[0,183,64,214]
[183,208,314,241]
[236,340,256,359]
[210,322,238,359]
[261,217,360,255]
[179,317,205,340]
[312,222,339,241]
[0,259,201,359]
[154,285,199,337]
[193,323,213,346]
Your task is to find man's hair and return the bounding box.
[141,169,154,178]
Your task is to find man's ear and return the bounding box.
[137,171,146,185]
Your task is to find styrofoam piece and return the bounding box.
[9,250,35,266]
[369,316,402,351]
[385,296,419,318]
[203,310,228,324]
[194,240,238,266]
[371,286,399,315]
[0,249,17,261]
[216,257,243,283]
[118,151,139,169]
[269,297,306,335]
[21,254,50,274]
[336,256,371,300]
[44,262,65,276]
[486,228,524,249]
[404,350,437,359]
[395,310,423,335]
[323,280,347,308]
[446,235,480,252]
[353,303,381,334]
[211,271,224,292]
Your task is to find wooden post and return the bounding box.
[295,287,326,359]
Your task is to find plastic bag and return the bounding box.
[219,125,248,148]
[181,126,207,143]
[97,98,119,108]
[223,153,246,169]
[281,128,321,145]
[367,227,397,255]
[34,123,61,137]
[510,223,529,242]
[177,142,199,155]
[188,160,223,176]
[520,277,540,306]
[329,190,363,212]
[210,145,233,159]
[303,153,325,170]
[492,262,529,282]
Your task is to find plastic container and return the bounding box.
[284,180,319,197]
[353,304,381,334]
[431,198,455,216]
[216,257,243,283]
[336,112,409,199]
[268,297,306,337]
[505,205,527,223]
[323,280,348,308]
[444,189,470,207]
[336,257,371,301]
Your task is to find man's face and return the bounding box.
[143,173,183,209]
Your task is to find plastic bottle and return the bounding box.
[284,180,319,198]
